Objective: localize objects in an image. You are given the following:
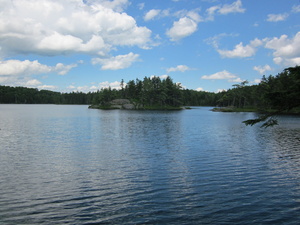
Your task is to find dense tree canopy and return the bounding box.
[242,66,300,127]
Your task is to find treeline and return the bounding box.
[0,66,299,112]
[0,86,96,104]
[215,66,300,113]
[0,76,217,106]
[94,76,217,107]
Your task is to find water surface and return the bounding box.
[0,105,300,224]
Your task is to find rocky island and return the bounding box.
[89,98,186,110]
[89,99,140,110]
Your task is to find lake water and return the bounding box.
[0,104,300,224]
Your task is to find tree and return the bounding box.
[243,66,300,127]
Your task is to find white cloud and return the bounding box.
[96,0,130,12]
[160,75,169,79]
[92,52,140,70]
[205,33,239,48]
[0,60,77,76]
[217,38,263,58]
[4,77,57,90]
[292,5,300,13]
[67,81,123,92]
[196,87,204,91]
[166,17,198,41]
[144,9,161,21]
[26,79,42,86]
[205,0,245,21]
[150,75,169,80]
[54,63,78,75]
[201,70,237,80]
[267,13,288,22]
[218,0,246,15]
[174,9,202,23]
[216,89,227,93]
[206,6,220,21]
[264,32,300,66]
[99,81,122,90]
[0,60,51,76]
[167,65,191,73]
[186,10,203,23]
[38,85,57,90]
[138,3,145,10]
[253,65,272,75]
[252,79,261,84]
[0,0,152,58]
[231,77,244,83]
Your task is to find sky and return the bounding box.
[0,0,300,93]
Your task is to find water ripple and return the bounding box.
[1,106,300,224]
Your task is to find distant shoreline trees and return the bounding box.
[1,66,299,125]
[0,76,217,107]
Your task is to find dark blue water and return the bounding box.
[0,105,300,224]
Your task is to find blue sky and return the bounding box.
[0,0,300,93]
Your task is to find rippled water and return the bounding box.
[0,104,300,224]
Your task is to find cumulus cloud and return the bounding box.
[267,13,289,22]
[166,17,198,41]
[0,60,50,76]
[218,0,246,15]
[167,65,191,73]
[144,9,161,21]
[0,60,77,76]
[92,52,140,70]
[253,65,272,75]
[217,38,263,58]
[0,0,152,58]
[201,70,237,80]
[186,10,203,23]
[166,8,203,41]
[26,79,42,86]
[264,32,300,66]
[206,0,245,21]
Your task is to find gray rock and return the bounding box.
[110,99,131,105]
[122,104,135,109]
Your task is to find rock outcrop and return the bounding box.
[89,99,137,109]
[109,99,134,109]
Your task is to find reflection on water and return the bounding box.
[0,105,300,224]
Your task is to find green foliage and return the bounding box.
[243,114,279,128]
[111,76,183,108]
[1,66,299,123]
[0,86,98,105]
[0,76,220,108]
[215,66,300,127]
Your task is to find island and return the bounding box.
[1,66,299,127]
[88,76,187,110]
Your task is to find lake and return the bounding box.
[0,104,300,224]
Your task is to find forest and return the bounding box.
[0,66,299,117]
[0,76,217,107]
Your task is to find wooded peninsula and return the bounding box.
[1,66,299,123]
